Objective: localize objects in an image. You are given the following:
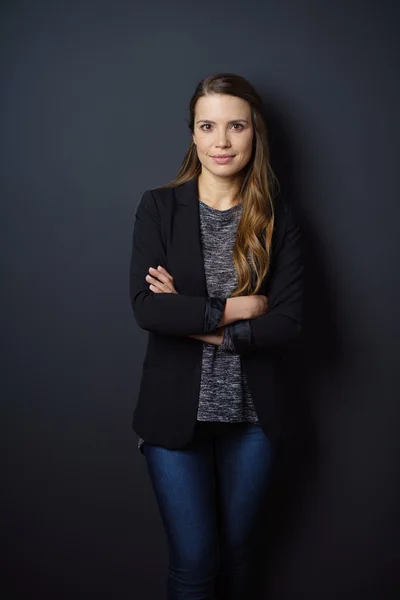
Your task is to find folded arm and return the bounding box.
[130,190,227,336]
[220,203,305,356]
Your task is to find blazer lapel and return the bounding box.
[170,176,208,297]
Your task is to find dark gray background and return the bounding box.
[2,1,399,598]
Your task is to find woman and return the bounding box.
[129,72,304,599]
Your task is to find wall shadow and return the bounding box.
[245,97,347,598]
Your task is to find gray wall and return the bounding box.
[2,1,399,598]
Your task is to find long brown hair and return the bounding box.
[161,72,279,297]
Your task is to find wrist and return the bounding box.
[220,297,248,326]
[230,297,250,321]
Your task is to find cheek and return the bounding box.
[237,139,254,159]
[197,140,211,155]
[193,134,204,147]
[238,133,253,150]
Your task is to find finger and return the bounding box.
[148,266,172,284]
[146,275,171,293]
[157,266,173,282]
[147,268,169,285]
[156,265,174,281]
[146,274,163,288]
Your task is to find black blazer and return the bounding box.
[129,176,304,448]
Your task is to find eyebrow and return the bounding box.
[196,119,249,124]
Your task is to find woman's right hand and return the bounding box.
[239,295,268,320]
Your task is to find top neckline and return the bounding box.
[198,198,242,214]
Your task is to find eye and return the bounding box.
[199,123,244,131]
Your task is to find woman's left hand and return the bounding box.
[145,266,178,294]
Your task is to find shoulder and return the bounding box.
[134,184,177,218]
[271,194,300,254]
[140,184,179,210]
[148,184,176,197]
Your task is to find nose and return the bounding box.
[215,128,231,148]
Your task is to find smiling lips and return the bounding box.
[211,154,235,163]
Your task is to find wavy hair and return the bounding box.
[161,72,279,297]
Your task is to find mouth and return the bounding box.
[210,155,236,163]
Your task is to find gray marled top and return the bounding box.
[137,198,259,454]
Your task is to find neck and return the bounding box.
[197,170,243,210]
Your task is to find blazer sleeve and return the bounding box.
[129,190,226,336]
[227,203,304,356]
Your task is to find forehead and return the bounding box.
[195,94,250,120]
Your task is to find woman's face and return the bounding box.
[192,93,254,178]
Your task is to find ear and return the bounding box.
[192,133,196,145]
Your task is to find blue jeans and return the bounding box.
[143,421,276,600]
